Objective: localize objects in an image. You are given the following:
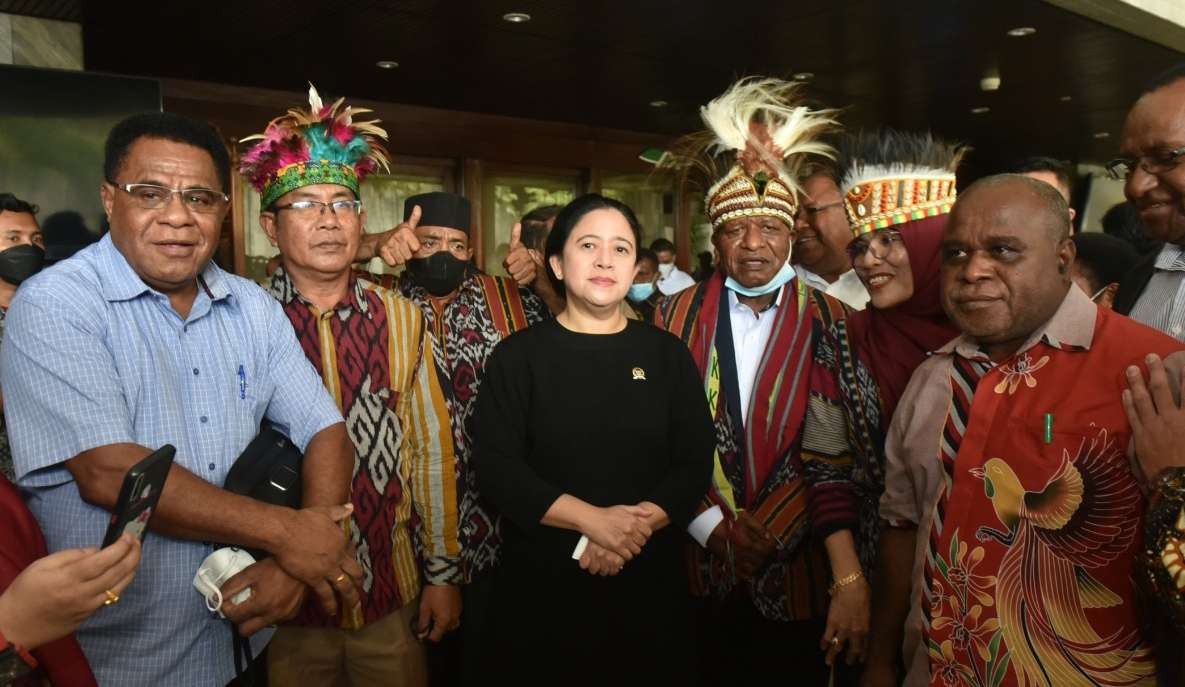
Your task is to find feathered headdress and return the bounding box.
[239,84,391,208]
[837,129,968,236]
[660,77,836,229]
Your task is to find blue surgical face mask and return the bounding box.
[628,282,655,302]
[725,260,796,297]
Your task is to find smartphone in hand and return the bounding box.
[102,445,176,547]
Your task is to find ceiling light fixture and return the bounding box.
[1092,131,1110,139]
[1007,27,1036,37]
[376,60,399,69]
[792,72,814,81]
[649,100,668,108]
[502,12,531,23]
[970,106,990,114]
[1059,95,1072,102]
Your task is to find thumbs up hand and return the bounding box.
[502,222,539,286]
[376,205,424,267]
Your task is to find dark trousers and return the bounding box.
[696,593,849,686]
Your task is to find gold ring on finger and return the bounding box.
[334,573,348,584]
[104,589,120,606]
[830,636,840,646]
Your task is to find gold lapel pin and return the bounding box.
[631,367,646,381]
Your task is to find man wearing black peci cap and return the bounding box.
[363,191,547,683]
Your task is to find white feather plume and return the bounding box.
[698,77,837,185]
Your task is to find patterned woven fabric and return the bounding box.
[268,268,460,628]
[397,269,547,580]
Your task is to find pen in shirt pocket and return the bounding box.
[237,364,247,400]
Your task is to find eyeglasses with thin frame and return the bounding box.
[846,229,903,263]
[271,199,363,217]
[1104,145,1185,180]
[109,182,228,214]
[796,200,844,219]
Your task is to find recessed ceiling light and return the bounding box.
[376,60,399,69]
[502,12,531,23]
[649,100,668,108]
[1092,131,1110,139]
[971,106,991,114]
[1007,26,1036,37]
[792,72,814,81]
[1059,95,1073,102]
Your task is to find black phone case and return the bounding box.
[101,444,176,547]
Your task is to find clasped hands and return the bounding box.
[220,503,365,637]
[577,502,665,577]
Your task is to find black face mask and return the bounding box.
[406,251,469,296]
[0,244,45,286]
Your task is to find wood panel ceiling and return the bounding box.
[67,0,1185,172]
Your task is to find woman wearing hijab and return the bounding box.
[798,131,965,675]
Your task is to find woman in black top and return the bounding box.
[474,194,714,684]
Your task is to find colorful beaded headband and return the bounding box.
[844,175,957,236]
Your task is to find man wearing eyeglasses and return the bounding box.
[0,111,360,686]
[793,167,870,310]
[244,89,461,686]
[1113,64,1185,341]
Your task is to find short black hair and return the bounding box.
[104,112,231,192]
[520,204,563,252]
[1013,156,1074,195]
[1101,201,1163,256]
[1071,233,1139,293]
[649,237,676,254]
[0,193,38,216]
[637,248,658,267]
[801,147,842,186]
[1143,62,1185,96]
[544,194,642,295]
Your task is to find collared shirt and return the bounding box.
[795,266,870,310]
[267,268,459,628]
[881,286,1185,686]
[687,285,785,546]
[1130,242,1185,340]
[727,287,784,427]
[1,234,343,687]
[657,265,696,296]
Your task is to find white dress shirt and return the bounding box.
[686,286,785,546]
[657,266,697,296]
[795,265,869,310]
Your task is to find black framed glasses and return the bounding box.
[1104,145,1185,180]
[110,182,228,214]
[846,229,903,263]
[272,199,363,216]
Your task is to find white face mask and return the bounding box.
[193,547,256,616]
[658,263,675,278]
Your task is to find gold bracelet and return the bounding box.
[829,570,864,596]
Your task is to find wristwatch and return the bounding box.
[0,629,37,682]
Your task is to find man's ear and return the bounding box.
[1057,237,1076,278]
[259,213,280,247]
[100,182,114,220]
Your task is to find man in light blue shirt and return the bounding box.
[1,112,361,686]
